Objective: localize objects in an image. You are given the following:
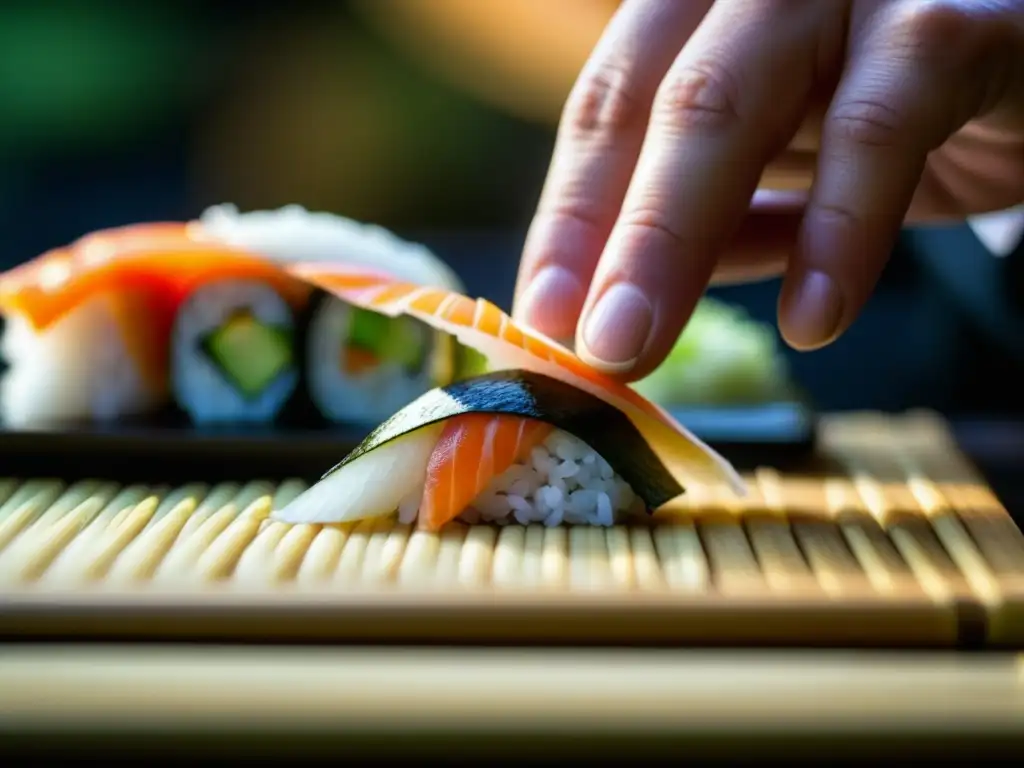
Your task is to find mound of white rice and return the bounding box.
[397,429,643,528]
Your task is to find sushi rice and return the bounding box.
[397,429,641,528]
[0,293,163,426]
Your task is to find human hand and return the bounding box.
[512,0,1024,380]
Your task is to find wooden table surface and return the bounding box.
[1,644,1023,759]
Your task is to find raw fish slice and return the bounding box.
[0,225,311,402]
[0,206,462,334]
[419,413,552,531]
[282,264,746,495]
[275,424,445,525]
[0,223,311,334]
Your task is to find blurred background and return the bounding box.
[1,0,1023,415]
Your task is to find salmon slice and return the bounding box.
[0,214,455,335]
[418,414,552,531]
[0,223,313,394]
[0,222,311,333]
[284,263,747,496]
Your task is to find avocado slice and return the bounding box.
[201,312,294,400]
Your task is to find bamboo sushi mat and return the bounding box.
[1,410,1023,648]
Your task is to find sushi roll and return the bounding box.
[190,204,467,424]
[0,205,463,428]
[0,228,189,427]
[0,287,167,428]
[273,370,687,530]
[171,279,301,424]
[0,220,311,427]
[304,293,456,426]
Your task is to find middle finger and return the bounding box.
[577,0,848,377]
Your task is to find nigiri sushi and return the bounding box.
[277,264,746,494]
[273,370,685,530]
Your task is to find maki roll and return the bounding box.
[304,293,455,426]
[274,370,690,530]
[0,204,466,428]
[170,279,301,424]
[190,204,467,425]
[271,268,753,530]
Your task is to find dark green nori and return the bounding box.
[290,289,335,425]
[323,369,684,512]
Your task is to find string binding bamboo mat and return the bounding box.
[0,410,1022,648]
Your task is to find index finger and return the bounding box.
[513,0,713,341]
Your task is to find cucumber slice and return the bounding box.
[381,316,429,375]
[202,312,295,400]
[455,343,489,380]
[344,307,430,377]
[346,307,391,354]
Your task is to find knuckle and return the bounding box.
[809,202,864,239]
[827,98,907,149]
[885,0,1003,67]
[563,59,646,139]
[890,0,973,54]
[540,199,607,235]
[653,60,743,134]
[619,207,690,252]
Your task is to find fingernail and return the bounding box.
[579,282,653,372]
[779,270,844,350]
[515,266,585,340]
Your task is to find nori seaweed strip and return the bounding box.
[286,288,332,426]
[0,314,7,377]
[323,369,684,511]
